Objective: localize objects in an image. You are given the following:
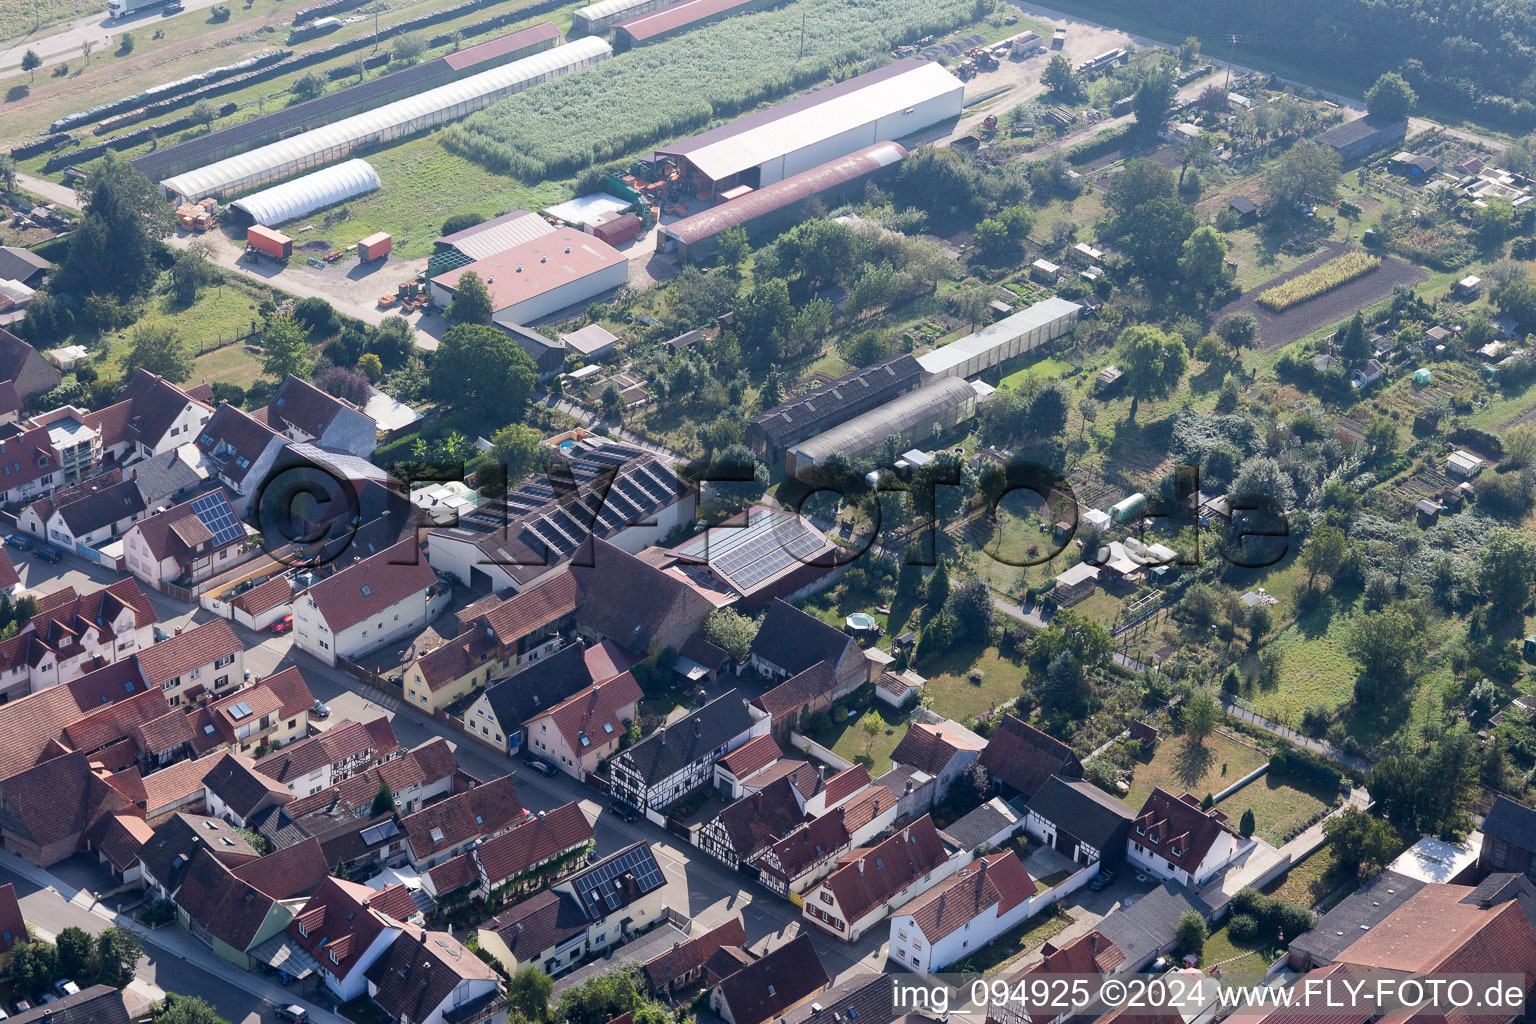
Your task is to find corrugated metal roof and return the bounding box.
[543,193,631,227]
[161,37,611,201]
[443,21,561,70]
[657,60,961,184]
[662,142,907,246]
[434,227,626,313]
[789,377,977,467]
[438,210,556,261]
[229,160,381,226]
[916,296,1082,377]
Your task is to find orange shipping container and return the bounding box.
[358,232,392,261]
[247,225,293,260]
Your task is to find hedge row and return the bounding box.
[292,0,371,26]
[1268,746,1343,791]
[10,133,71,160]
[1063,122,1134,166]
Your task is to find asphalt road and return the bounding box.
[0,0,221,79]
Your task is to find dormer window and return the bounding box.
[1171,845,1183,857]
[298,921,308,937]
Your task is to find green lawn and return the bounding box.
[1125,730,1270,809]
[1217,773,1332,845]
[999,352,1075,390]
[912,641,1028,724]
[1263,844,1347,909]
[1201,920,1281,975]
[819,707,910,776]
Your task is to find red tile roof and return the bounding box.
[1335,883,1536,975]
[0,422,59,490]
[583,638,638,681]
[718,734,782,779]
[979,715,1082,796]
[0,549,18,591]
[260,665,316,719]
[891,722,981,776]
[63,686,172,755]
[434,228,624,316]
[0,882,29,954]
[253,719,381,784]
[173,848,280,951]
[231,836,330,899]
[135,619,243,686]
[364,928,498,1024]
[85,812,156,874]
[820,764,872,807]
[262,376,354,438]
[194,404,284,486]
[475,801,593,885]
[1132,788,1238,876]
[400,775,523,860]
[425,852,478,898]
[303,539,438,634]
[289,876,414,979]
[900,851,1037,942]
[644,916,746,991]
[478,573,579,646]
[817,815,949,925]
[0,750,132,850]
[529,671,643,754]
[1026,930,1126,975]
[138,754,224,816]
[712,933,828,1024]
[129,491,244,563]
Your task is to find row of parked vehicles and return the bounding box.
[4,533,62,563]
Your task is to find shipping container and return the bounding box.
[247,225,293,260]
[591,213,643,246]
[358,232,393,261]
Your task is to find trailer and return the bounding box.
[247,224,293,260]
[358,232,392,261]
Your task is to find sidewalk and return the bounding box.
[1219,696,1372,773]
[0,849,349,1024]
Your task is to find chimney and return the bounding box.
[694,716,702,737]
[904,781,913,795]
[903,826,911,843]
[857,858,865,874]
[1090,933,1099,953]
[673,942,681,952]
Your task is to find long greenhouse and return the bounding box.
[159,36,612,202]
[785,377,983,477]
[228,160,381,226]
[570,0,673,34]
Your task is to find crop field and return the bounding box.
[1256,251,1379,311]
[1217,242,1427,351]
[443,0,981,178]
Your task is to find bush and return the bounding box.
[1227,913,1260,943]
[440,212,485,236]
[292,296,339,337]
[209,4,230,18]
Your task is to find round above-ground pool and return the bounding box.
[846,612,877,631]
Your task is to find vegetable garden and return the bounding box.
[1256,251,1379,311]
[442,0,986,178]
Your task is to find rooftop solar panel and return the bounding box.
[191,492,244,547]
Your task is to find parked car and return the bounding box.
[35,545,63,563]
[1088,868,1117,891]
[276,1006,308,1024]
[54,982,79,997]
[14,1000,32,1014]
[162,0,183,11]
[609,802,640,823]
[523,755,556,777]
[311,699,330,719]
[4,534,30,550]
[270,614,294,635]
[152,626,170,643]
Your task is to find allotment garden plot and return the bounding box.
[1217,241,1427,351]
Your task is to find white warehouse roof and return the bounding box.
[660,60,963,184]
[229,159,381,226]
[573,0,650,20]
[917,296,1082,379]
[161,37,612,201]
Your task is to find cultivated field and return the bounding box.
[1217,242,1427,351]
[443,0,980,178]
[1256,251,1379,312]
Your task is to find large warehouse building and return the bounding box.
[917,296,1082,380]
[227,159,381,226]
[652,59,963,196]
[429,227,629,326]
[133,24,563,181]
[160,37,611,202]
[658,142,908,262]
[429,209,557,276]
[749,352,922,460]
[786,377,984,477]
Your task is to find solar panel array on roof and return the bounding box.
[192,492,244,547]
[572,843,664,908]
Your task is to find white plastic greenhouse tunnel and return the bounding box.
[159,36,612,203]
[228,159,381,227]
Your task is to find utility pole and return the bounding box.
[1223,34,1236,91]
[798,9,805,60]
